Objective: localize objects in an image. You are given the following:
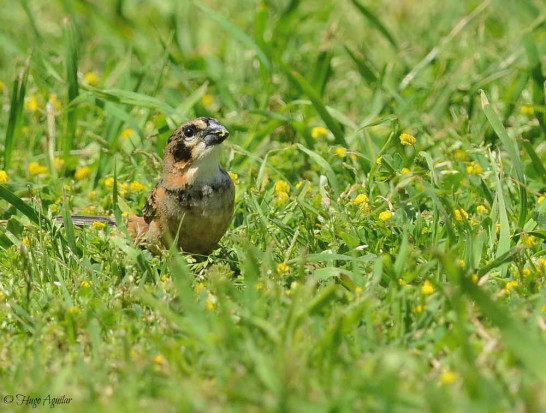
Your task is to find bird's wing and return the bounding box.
[142,185,160,224]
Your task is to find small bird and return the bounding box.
[67,117,235,254]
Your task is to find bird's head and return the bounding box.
[165,117,229,166]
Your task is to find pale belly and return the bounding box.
[156,178,234,254]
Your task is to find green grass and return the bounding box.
[1,0,546,411]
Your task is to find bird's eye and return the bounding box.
[183,126,195,138]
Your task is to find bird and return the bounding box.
[65,117,235,254]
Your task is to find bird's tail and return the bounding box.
[55,215,117,227]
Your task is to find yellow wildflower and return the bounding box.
[522,234,537,248]
[49,204,59,213]
[129,181,147,193]
[67,306,81,315]
[75,166,91,180]
[205,293,218,311]
[476,205,488,214]
[456,259,465,268]
[399,133,416,146]
[25,95,41,113]
[277,263,290,276]
[104,177,115,189]
[471,274,479,283]
[161,274,169,283]
[194,283,206,293]
[440,370,458,385]
[454,149,469,161]
[421,280,434,295]
[54,157,65,171]
[378,211,393,222]
[505,280,518,292]
[255,282,264,290]
[88,190,97,201]
[201,95,215,108]
[538,258,546,269]
[0,290,5,301]
[276,191,289,206]
[466,161,483,175]
[413,305,426,313]
[334,147,347,158]
[92,221,107,230]
[274,180,290,194]
[538,195,545,205]
[22,237,30,247]
[311,127,329,139]
[401,168,410,174]
[353,194,369,205]
[454,209,469,221]
[376,156,382,165]
[152,354,167,366]
[542,305,546,312]
[81,280,92,288]
[0,170,8,184]
[0,80,5,93]
[398,278,407,286]
[28,162,48,176]
[120,128,134,140]
[520,105,534,115]
[228,172,239,184]
[83,72,99,86]
[522,268,531,277]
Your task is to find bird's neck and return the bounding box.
[163,150,222,188]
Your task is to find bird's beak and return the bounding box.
[204,121,229,146]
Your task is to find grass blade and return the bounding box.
[349,0,398,50]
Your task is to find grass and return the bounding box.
[1,0,546,411]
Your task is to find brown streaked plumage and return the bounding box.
[61,117,235,255]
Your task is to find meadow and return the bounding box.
[1,0,546,411]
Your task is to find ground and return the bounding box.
[1,0,546,411]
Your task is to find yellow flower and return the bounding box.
[228,172,239,184]
[276,191,289,206]
[456,259,465,268]
[104,177,115,189]
[399,133,416,146]
[398,278,407,286]
[378,211,393,222]
[440,370,458,385]
[25,95,41,113]
[538,195,545,205]
[353,194,369,205]
[454,149,469,161]
[538,258,546,269]
[88,190,97,201]
[0,80,5,93]
[522,268,531,277]
[48,94,62,110]
[542,305,546,313]
[205,293,218,311]
[129,181,147,193]
[466,161,483,175]
[194,283,207,293]
[522,234,537,248]
[401,168,410,174]
[505,280,518,292]
[0,290,5,301]
[92,221,107,230]
[201,95,215,108]
[421,280,434,295]
[75,166,91,180]
[67,306,81,315]
[22,237,31,247]
[311,127,329,139]
[476,205,488,214]
[28,162,48,176]
[334,147,347,158]
[49,204,59,213]
[413,305,426,313]
[454,209,469,221]
[161,274,170,283]
[0,170,8,184]
[274,180,290,194]
[376,156,382,165]
[83,72,99,86]
[81,280,92,288]
[54,157,65,171]
[277,263,290,276]
[520,105,534,115]
[120,128,134,140]
[152,354,167,366]
[471,274,479,283]
[255,282,264,290]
